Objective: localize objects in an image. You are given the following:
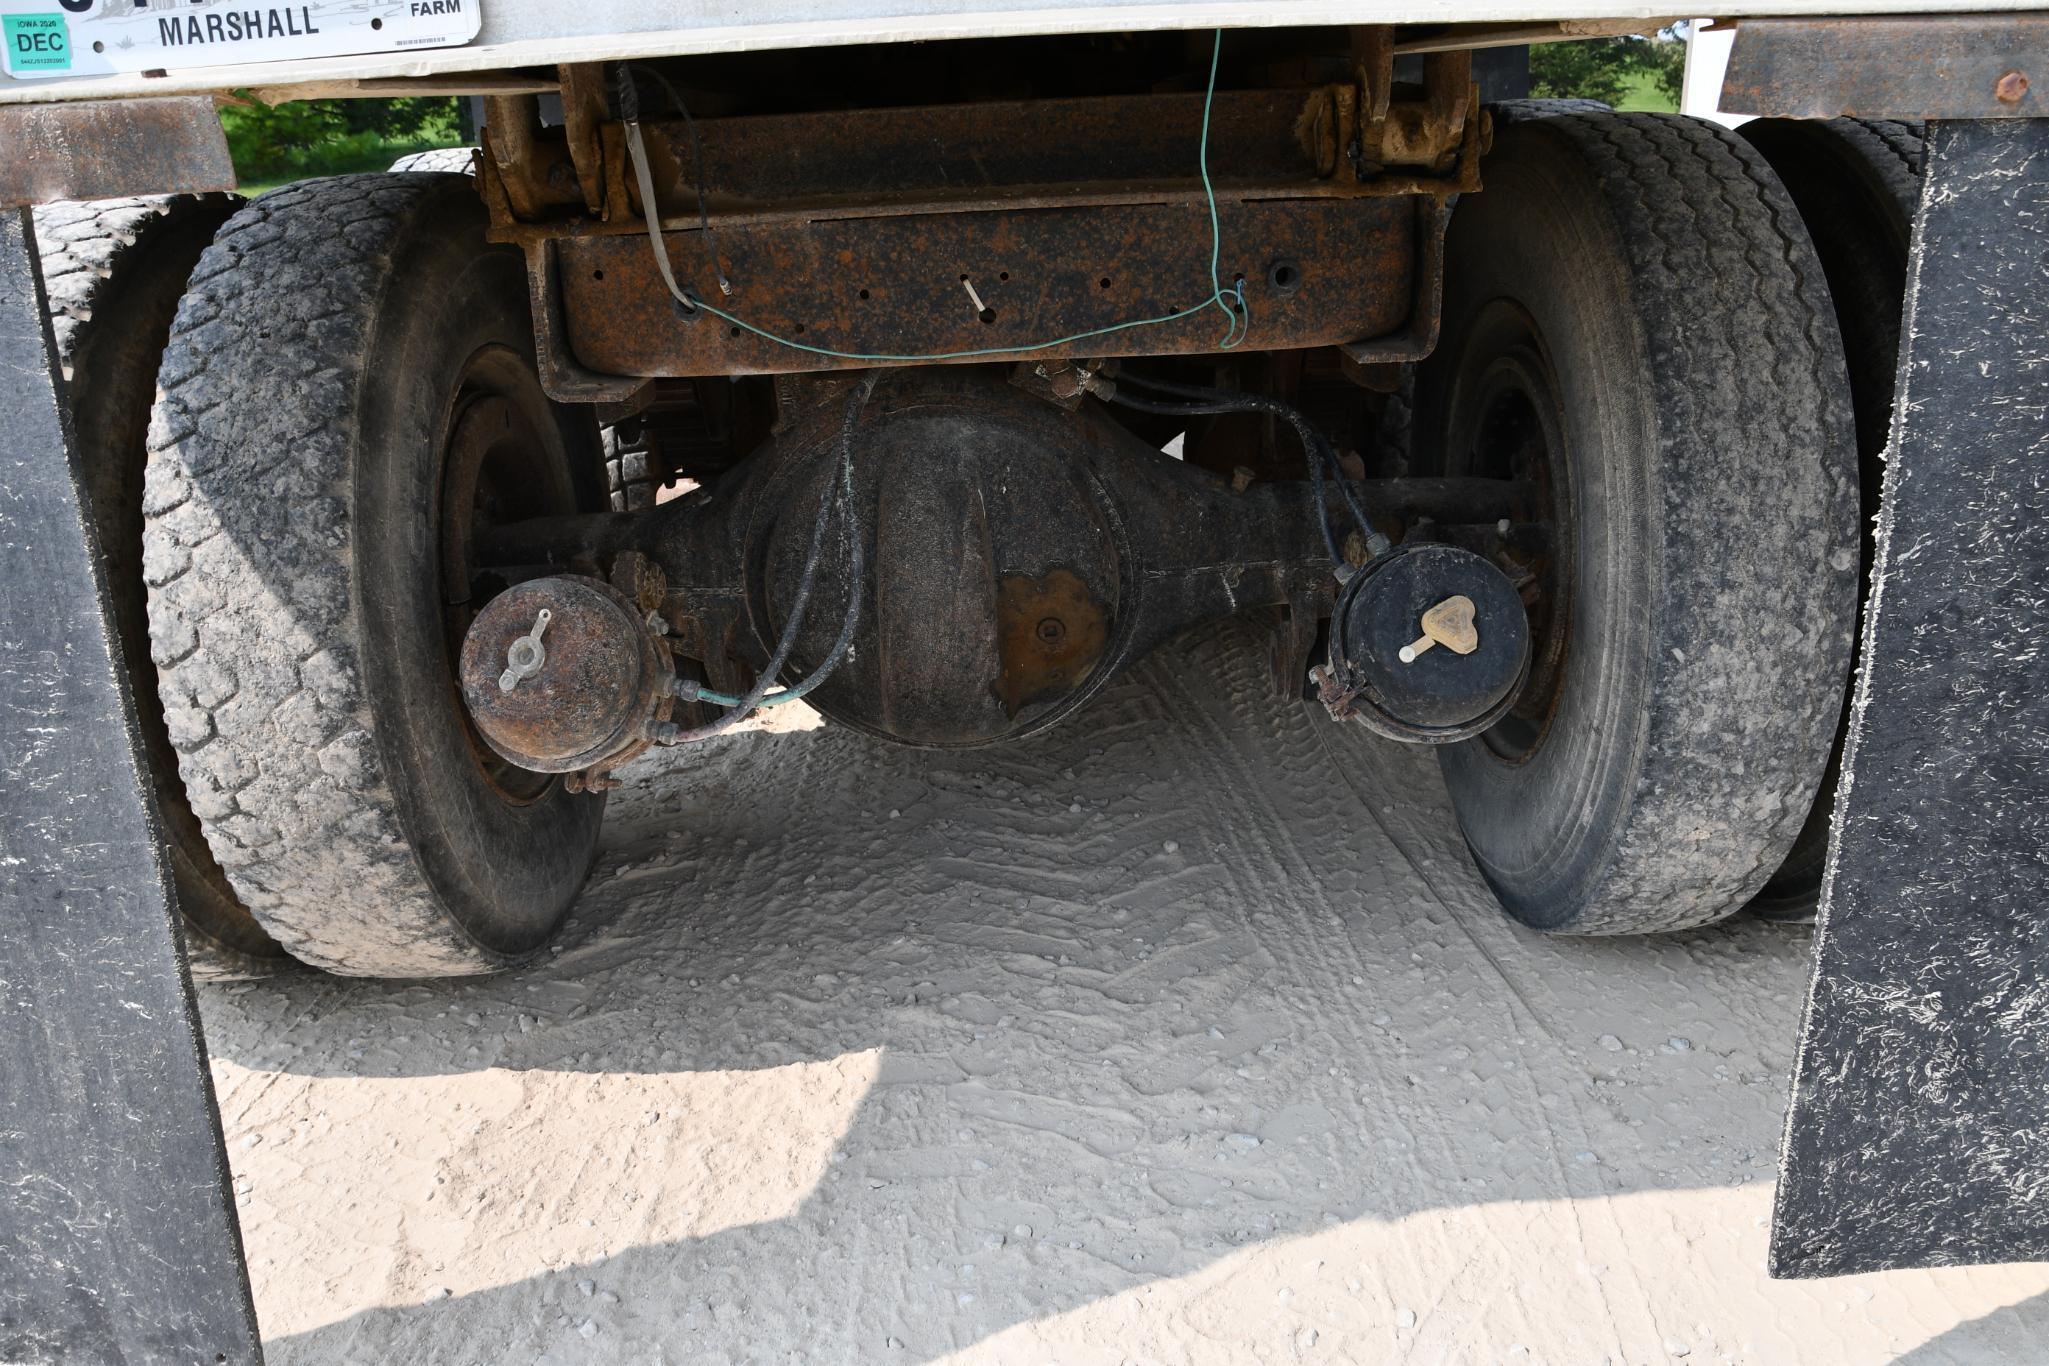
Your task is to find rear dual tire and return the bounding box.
[1416,114,1860,934]
[145,175,607,976]
[1735,117,1923,922]
[33,194,290,980]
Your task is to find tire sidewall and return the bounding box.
[1426,129,1661,929]
[1418,117,1858,934]
[353,187,605,959]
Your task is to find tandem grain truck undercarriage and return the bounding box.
[0,3,2043,1358]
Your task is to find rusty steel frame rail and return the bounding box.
[483,58,1481,387]
[1721,13,2047,119]
[550,195,1424,379]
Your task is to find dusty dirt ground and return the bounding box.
[197,623,2049,1365]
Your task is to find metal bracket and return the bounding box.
[1722,14,2046,120]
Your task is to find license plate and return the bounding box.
[2,0,479,79]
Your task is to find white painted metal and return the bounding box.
[0,0,477,82]
[1679,18,1750,126]
[0,0,2038,105]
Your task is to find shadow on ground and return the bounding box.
[195,623,2049,1364]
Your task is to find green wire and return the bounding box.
[696,683,804,708]
[660,28,1248,361]
[666,29,1243,714]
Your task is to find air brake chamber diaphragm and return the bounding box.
[1324,542,1531,744]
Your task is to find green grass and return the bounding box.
[1612,69,1680,113]
[235,135,468,196]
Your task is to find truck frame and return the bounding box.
[1,5,2044,1360]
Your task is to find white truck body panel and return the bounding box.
[0,0,2035,105]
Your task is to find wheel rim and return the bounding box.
[438,346,581,803]
[1437,301,1575,765]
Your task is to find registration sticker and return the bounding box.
[3,12,69,70]
[2,0,480,80]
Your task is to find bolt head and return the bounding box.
[1996,69,2030,104]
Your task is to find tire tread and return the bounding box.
[1451,113,1858,934]
[145,174,515,976]
[35,193,287,980]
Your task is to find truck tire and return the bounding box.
[387,147,478,175]
[34,195,294,981]
[1487,97,1613,125]
[1736,118,1923,922]
[604,417,662,510]
[144,175,608,977]
[1413,114,1859,934]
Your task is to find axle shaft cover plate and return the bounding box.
[1323,542,1530,744]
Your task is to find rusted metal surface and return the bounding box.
[1355,26,1397,125]
[522,239,658,405]
[459,575,674,780]
[1721,15,2049,120]
[995,568,1111,718]
[1340,198,1450,366]
[1319,50,1483,175]
[0,97,233,209]
[483,96,549,220]
[631,90,1365,216]
[465,366,1573,752]
[1304,49,1477,177]
[558,196,1417,377]
[558,63,611,216]
[482,94,588,217]
[480,76,1468,383]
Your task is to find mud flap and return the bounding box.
[1771,118,2049,1277]
[0,210,262,1360]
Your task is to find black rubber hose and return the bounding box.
[1115,372,1385,554]
[1102,386,1346,567]
[660,372,878,742]
[758,372,876,702]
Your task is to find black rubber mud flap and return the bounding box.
[0,209,262,1361]
[1771,119,2049,1278]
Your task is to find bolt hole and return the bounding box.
[370,16,382,27]
[793,322,806,334]
[978,307,997,326]
[998,271,1010,281]
[1098,276,1113,290]
[591,268,605,281]
[92,39,105,52]
[728,326,741,338]
[858,288,871,300]
[1267,259,1302,294]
